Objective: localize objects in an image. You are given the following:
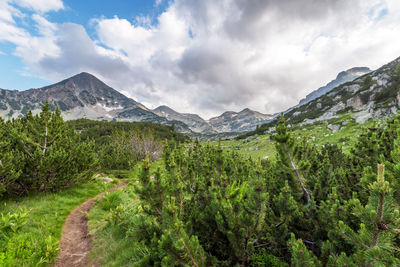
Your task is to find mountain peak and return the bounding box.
[299,66,371,106]
[240,108,252,113]
[152,105,215,134]
[74,71,94,77]
[68,72,105,86]
[154,105,175,112]
[336,67,371,80]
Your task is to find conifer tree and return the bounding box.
[274,113,311,203]
[287,233,321,267]
[0,119,24,196]
[386,139,400,203]
[1,103,97,195]
[338,164,400,266]
[129,113,400,266]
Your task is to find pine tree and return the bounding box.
[274,113,311,203]
[1,103,97,195]
[264,180,304,255]
[0,119,24,196]
[386,139,400,203]
[338,164,400,266]
[287,233,321,267]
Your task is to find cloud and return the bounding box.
[11,0,64,13]
[2,0,400,119]
[155,0,163,7]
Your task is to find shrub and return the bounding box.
[97,191,123,211]
[0,103,97,197]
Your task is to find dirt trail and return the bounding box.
[54,183,126,267]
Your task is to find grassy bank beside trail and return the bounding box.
[87,162,164,266]
[0,180,111,266]
[87,183,139,266]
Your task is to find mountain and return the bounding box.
[0,72,274,134]
[299,67,371,106]
[282,56,400,126]
[152,105,216,134]
[208,108,274,132]
[153,105,274,133]
[0,72,192,133]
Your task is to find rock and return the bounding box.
[328,124,340,133]
[397,91,400,107]
[298,103,343,126]
[346,96,362,110]
[316,103,322,109]
[246,136,255,141]
[265,127,275,134]
[346,84,361,94]
[351,110,373,124]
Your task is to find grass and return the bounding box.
[87,183,140,266]
[87,160,163,266]
[215,134,277,160]
[214,116,382,160]
[0,180,112,266]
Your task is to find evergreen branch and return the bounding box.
[371,164,385,248]
[174,227,202,267]
[341,229,369,250]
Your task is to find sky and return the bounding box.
[1,0,400,119]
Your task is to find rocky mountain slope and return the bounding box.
[0,72,273,134]
[152,105,216,134]
[1,60,382,137]
[153,105,274,133]
[284,56,400,127]
[208,108,274,132]
[298,67,371,106]
[0,72,192,133]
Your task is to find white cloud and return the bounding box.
[86,0,400,118]
[3,0,400,119]
[155,0,163,7]
[32,14,57,35]
[12,0,64,13]
[0,0,22,23]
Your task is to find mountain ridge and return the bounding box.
[0,72,193,133]
[0,72,274,134]
[3,56,397,138]
[246,56,400,137]
[298,67,371,106]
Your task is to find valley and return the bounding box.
[3,0,400,266]
[2,53,400,267]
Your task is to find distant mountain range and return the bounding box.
[0,72,273,134]
[152,105,216,134]
[0,73,191,133]
[2,56,398,137]
[153,105,274,133]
